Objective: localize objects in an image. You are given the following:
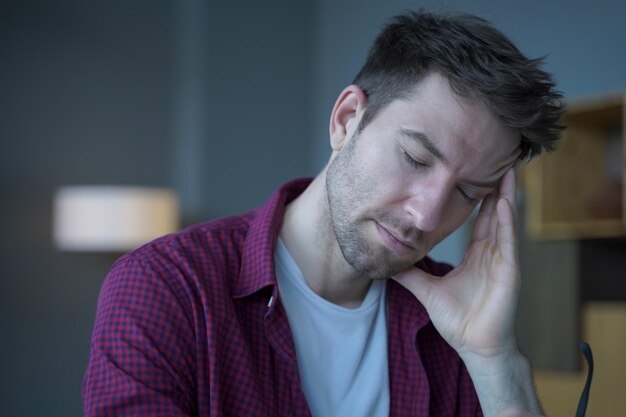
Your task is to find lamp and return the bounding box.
[53,186,180,252]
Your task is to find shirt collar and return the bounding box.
[233,178,312,298]
[232,176,449,332]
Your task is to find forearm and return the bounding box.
[461,350,542,417]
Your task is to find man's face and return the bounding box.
[325,72,520,279]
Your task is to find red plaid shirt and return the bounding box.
[83,178,482,417]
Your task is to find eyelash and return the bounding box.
[401,149,477,204]
[457,188,478,203]
[401,149,428,169]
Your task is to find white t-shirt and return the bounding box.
[275,239,390,417]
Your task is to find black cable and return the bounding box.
[575,342,594,417]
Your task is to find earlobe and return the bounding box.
[329,85,367,151]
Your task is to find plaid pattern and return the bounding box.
[83,178,482,417]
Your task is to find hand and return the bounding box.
[394,166,541,417]
[393,166,520,360]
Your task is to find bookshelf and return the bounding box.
[524,94,625,239]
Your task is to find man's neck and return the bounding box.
[279,174,372,309]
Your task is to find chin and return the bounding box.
[349,248,423,280]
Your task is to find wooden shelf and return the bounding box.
[534,302,626,417]
[524,93,625,239]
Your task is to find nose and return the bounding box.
[404,182,449,232]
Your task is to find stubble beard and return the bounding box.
[324,135,426,280]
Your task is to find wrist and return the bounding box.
[460,349,542,417]
[460,346,526,376]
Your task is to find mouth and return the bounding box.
[374,222,416,256]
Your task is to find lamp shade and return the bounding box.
[53,186,180,251]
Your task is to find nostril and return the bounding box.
[405,198,444,233]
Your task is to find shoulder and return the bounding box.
[135,210,255,258]
[102,210,259,310]
[130,210,256,270]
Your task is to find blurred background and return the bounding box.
[1,0,625,416]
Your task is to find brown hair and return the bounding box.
[353,11,565,159]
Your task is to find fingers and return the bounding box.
[499,166,518,223]
[392,266,435,304]
[472,191,498,242]
[472,167,517,244]
[496,196,517,265]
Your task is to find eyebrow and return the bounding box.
[400,128,501,190]
[400,129,448,164]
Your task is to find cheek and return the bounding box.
[354,152,404,198]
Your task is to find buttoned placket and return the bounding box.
[264,286,314,417]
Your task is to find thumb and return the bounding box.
[392,266,436,305]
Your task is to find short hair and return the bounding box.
[353,11,565,159]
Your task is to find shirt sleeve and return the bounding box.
[82,254,197,416]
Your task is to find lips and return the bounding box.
[375,222,416,256]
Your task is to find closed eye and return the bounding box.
[401,146,482,204]
[401,149,428,169]
[457,187,478,203]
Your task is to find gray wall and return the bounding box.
[1,1,625,415]
[1,2,177,416]
[1,1,312,416]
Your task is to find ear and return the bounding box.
[329,85,368,151]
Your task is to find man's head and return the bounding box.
[352,11,564,160]
[326,73,521,278]
[322,11,564,278]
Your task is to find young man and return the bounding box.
[83,11,564,417]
